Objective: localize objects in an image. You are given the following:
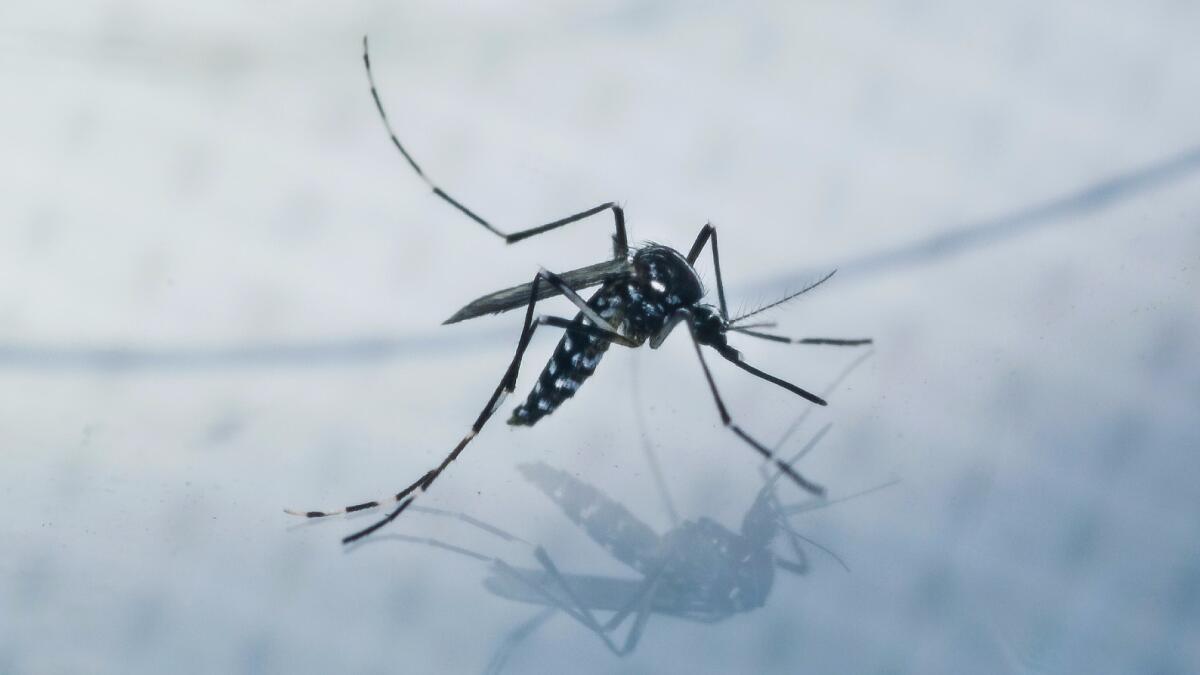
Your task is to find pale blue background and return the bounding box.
[2,2,1198,673]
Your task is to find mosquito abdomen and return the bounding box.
[508,285,626,426]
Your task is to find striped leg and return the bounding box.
[286,269,636,544]
[655,309,828,496]
[728,327,873,346]
[363,36,628,258]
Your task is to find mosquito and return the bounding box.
[286,37,872,544]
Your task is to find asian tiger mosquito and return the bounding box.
[286,37,872,544]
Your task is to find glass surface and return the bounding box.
[3,3,1198,673]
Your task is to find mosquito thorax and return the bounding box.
[631,245,704,307]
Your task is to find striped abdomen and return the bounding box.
[508,283,626,426]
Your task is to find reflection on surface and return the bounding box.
[369,438,864,672]
[363,354,885,673]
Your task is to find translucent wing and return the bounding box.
[443,258,632,324]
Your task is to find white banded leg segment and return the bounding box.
[365,39,629,253]
[284,468,434,518]
[729,327,873,346]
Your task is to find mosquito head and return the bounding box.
[688,304,730,348]
[632,244,704,308]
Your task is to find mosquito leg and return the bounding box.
[729,327,873,346]
[535,268,626,335]
[684,223,729,320]
[536,315,637,347]
[484,608,557,675]
[683,321,826,496]
[287,270,564,543]
[287,267,643,544]
[362,37,628,257]
[505,204,629,257]
[714,344,827,406]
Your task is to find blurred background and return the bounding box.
[2,1,1198,673]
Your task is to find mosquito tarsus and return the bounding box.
[286,37,872,544]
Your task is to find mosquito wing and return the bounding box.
[443,258,631,324]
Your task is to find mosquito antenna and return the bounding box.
[728,270,836,325]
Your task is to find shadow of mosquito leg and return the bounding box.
[407,505,530,545]
[489,557,624,654]
[685,223,730,320]
[524,547,662,657]
[616,574,661,655]
[629,355,680,527]
[363,37,629,257]
[596,565,666,655]
[483,607,557,675]
[358,533,496,562]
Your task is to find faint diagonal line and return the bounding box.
[750,144,1200,295]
